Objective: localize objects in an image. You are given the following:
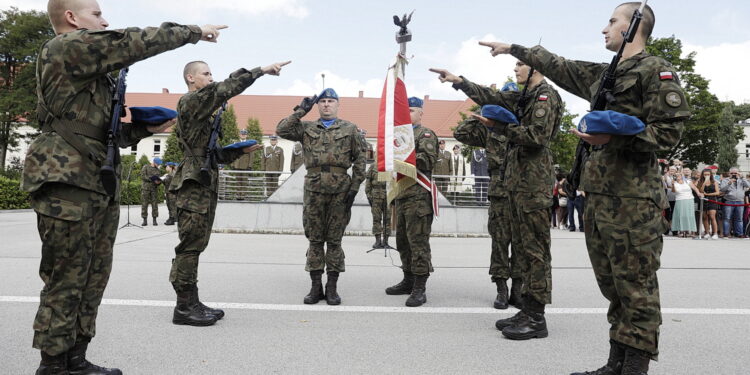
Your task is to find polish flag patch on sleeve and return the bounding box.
[538,95,548,101]
[659,71,674,80]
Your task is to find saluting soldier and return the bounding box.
[277,88,366,306]
[384,97,439,307]
[168,59,288,326]
[431,56,563,340]
[261,135,284,195]
[478,2,689,374]
[21,0,225,372]
[140,157,162,225]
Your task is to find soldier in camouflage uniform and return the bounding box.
[385,97,439,307]
[290,141,304,172]
[277,88,366,306]
[365,159,390,248]
[433,140,453,194]
[261,135,284,196]
[140,157,162,225]
[454,114,523,310]
[478,3,689,374]
[163,162,177,225]
[431,60,562,338]
[169,60,288,326]
[21,1,225,373]
[230,129,257,200]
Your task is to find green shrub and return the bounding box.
[0,176,30,209]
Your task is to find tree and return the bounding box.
[219,104,239,145]
[716,102,740,171]
[162,131,183,164]
[245,117,264,170]
[0,7,54,170]
[549,108,578,171]
[646,36,723,167]
[732,103,750,123]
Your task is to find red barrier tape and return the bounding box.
[704,199,750,207]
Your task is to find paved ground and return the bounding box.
[1,206,748,374]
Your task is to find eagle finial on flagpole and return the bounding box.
[393,10,414,56]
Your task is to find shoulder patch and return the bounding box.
[665,91,682,108]
[534,108,547,118]
[538,95,548,101]
[659,71,674,80]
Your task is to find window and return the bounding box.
[130,145,137,155]
[154,140,161,156]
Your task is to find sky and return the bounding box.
[5,0,750,121]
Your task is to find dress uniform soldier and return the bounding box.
[385,97,439,307]
[454,104,523,310]
[277,88,366,306]
[290,141,304,172]
[432,140,452,194]
[471,148,489,202]
[365,160,390,248]
[140,157,162,225]
[450,144,466,198]
[169,60,288,326]
[21,0,226,372]
[477,2,689,374]
[431,58,563,339]
[163,162,177,225]
[230,129,256,200]
[261,135,284,195]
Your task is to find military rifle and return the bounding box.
[198,102,227,186]
[564,0,648,197]
[100,68,129,196]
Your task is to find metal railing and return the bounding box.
[217,170,491,207]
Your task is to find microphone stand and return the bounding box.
[119,161,143,229]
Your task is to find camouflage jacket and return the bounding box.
[510,45,690,205]
[170,68,265,193]
[261,145,284,171]
[290,142,304,172]
[454,116,509,198]
[163,170,175,191]
[454,77,561,195]
[433,149,453,176]
[396,124,439,199]
[22,23,203,196]
[276,111,365,194]
[365,164,387,201]
[140,164,161,191]
[231,151,255,170]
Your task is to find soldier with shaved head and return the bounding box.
[23,1,230,373]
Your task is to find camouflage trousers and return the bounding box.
[508,191,552,305]
[370,198,391,236]
[303,189,349,272]
[166,191,177,219]
[170,181,217,291]
[141,186,158,218]
[584,193,664,359]
[488,196,523,281]
[395,192,434,276]
[30,183,117,356]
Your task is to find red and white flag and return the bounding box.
[376,54,439,216]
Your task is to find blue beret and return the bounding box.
[317,88,339,101]
[578,110,645,135]
[501,82,519,92]
[129,106,177,125]
[153,157,163,165]
[223,139,258,150]
[166,162,177,166]
[408,97,423,108]
[480,105,519,124]
[239,129,248,135]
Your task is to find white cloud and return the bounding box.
[684,40,750,104]
[0,0,46,11]
[146,0,310,18]
[273,70,383,97]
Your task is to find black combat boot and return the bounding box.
[385,271,414,295]
[383,234,393,249]
[303,270,325,304]
[141,218,148,226]
[508,278,522,307]
[164,217,175,226]
[67,338,122,375]
[172,286,218,326]
[193,286,224,320]
[495,310,527,331]
[501,297,548,340]
[325,271,341,305]
[152,217,158,226]
[405,275,428,307]
[621,346,651,375]
[36,351,68,375]
[570,340,625,375]
[493,278,509,309]
[372,234,382,248]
